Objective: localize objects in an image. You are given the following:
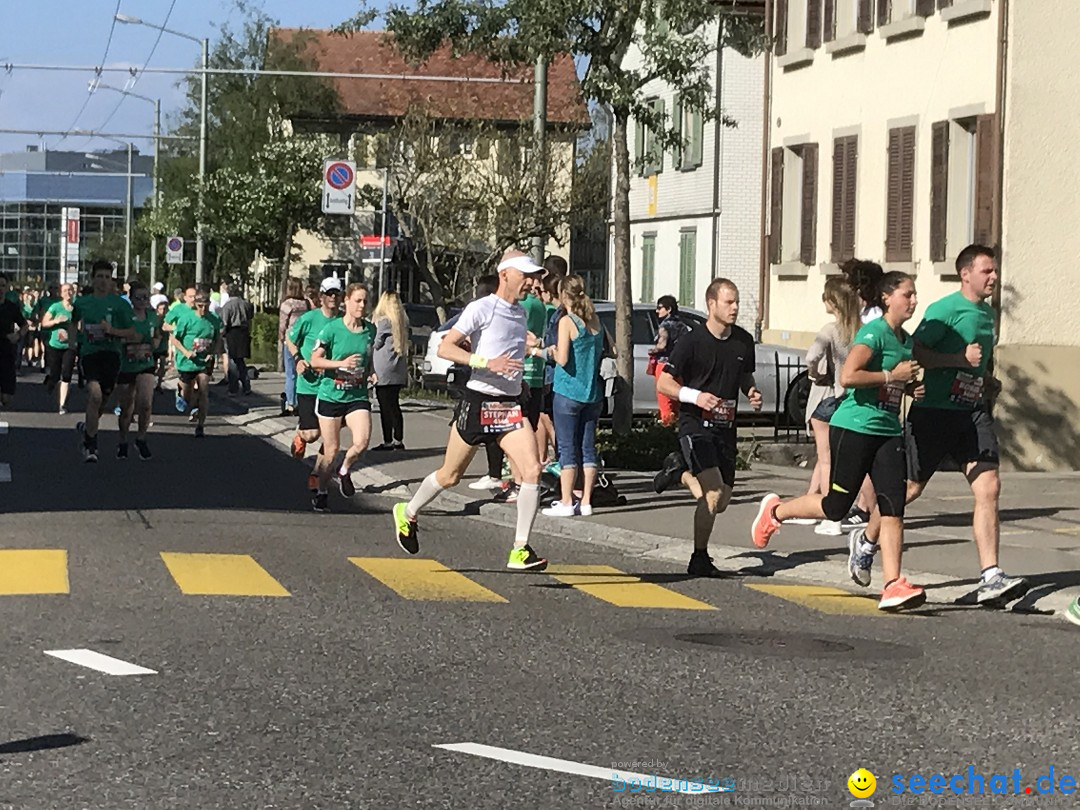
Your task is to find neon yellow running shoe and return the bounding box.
[393,502,419,555]
[507,544,548,571]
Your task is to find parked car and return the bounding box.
[404,303,461,358]
[421,302,810,424]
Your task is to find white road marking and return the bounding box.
[0,421,9,434]
[433,742,729,794]
[44,649,158,676]
[0,463,10,483]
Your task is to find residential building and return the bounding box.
[764,0,1080,469]
[617,14,766,319]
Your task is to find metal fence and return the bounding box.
[772,352,812,443]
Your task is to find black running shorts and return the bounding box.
[46,346,77,385]
[0,343,16,396]
[454,388,526,447]
[296,393,320,431]
[679,429,737,488]
[907,406,999,482]
[116,368,154,386]
[82,351,122,397]
[822,426,906,520]
[315,398,370,420]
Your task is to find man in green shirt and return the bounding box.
[72,260,137,462]
[853,244,1027,607]
[170,290,222,438]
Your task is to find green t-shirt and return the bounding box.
[912,291,995,411]
[4,290,18,304]
[72,294,135,356]
[314,318,376,404]
[830,318,914,437]
[521,293,548,388]
[288,308,340,397]
[120,312,160,373]
[174,312,221,373]
[45,301,75,350]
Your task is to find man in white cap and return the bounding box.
[392,249,549,570]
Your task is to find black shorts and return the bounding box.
[0,344,16,396]
[524,385,543,430]
[542,383,554,417]
[679,429,737,488]
[46,346,77,384]
[116,368,154,386]
[821,426,906,520]
[82,351,122,397]
[454,388,527,447]
[811,394,844,423]
[179,369,208,384]
[907,406,999,482]
[315,397,370,420]
[297,393,320,431]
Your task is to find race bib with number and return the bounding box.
[479,401,524,434]
[876,383,904,413]
[333,367,365,391]
[702,398,738,429]
[84,323,107,343]
[126,343,152,362]
[192,337,211,354]
[949,372,984,407]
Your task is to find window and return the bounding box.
[828,0,875,38]
[672,95,704,171]
[878,0,936,24]
[885,125,916,262]
[930,114,996,261]
[831,135,858,264]
[598,310,656,346]
[768,143,819,266]
[678,229,697,304]
[807,0,823,47]
[640,234,657,303]
[635,98,666,177]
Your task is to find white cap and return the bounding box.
[150,293,169,309]
[320,276,343,293]
[153,282,165,292]
[497,251,543,274]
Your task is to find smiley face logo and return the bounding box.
[848,769,876,798]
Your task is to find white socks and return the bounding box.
[515,483,541,548]
[406,472,445,520]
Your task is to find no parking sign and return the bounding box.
[166,236,184,264]
[322,160,356,215]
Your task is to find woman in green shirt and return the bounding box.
[41,282,77,414]
[751,272,928,612]
[308,282,376,512]
[115,282,161,459]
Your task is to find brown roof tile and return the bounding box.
[271,29,591,129]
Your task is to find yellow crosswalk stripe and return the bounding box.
[747,584,882,616]
[0,549,69,595]
[349,557,508,602]
[546,564,715,610]
[160,552,290,596]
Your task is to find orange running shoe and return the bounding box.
[750,493,782,549]
[306,473,319,493]
[291,434,307,459]
[878,577,926,611]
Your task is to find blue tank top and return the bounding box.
[553,314,604,403]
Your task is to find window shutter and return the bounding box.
[641,235,656,303]
[775,0,789,56]
[831,139,844,263]
[672,94,684,170]
[930,121,949,262]
[877,0,890,28]
[800,144,819,266]
[974,114,998,246]
[807,0,822,48]
[885,129,903,261]
[917,0,936,16]
[823,0,836,43]
[635,117,646,176]
[937,0,953,8]
[857,0,874,34]
[899,127,916,262]
[691,107,704,168]
[832,136,858,263]
[769,147,784,264]
[679,231,697,304]
[653,99,666,175]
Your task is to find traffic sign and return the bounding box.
[166,236,184,265]
[322,159,356,215]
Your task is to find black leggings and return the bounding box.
[375,384,404,443]
[45,345,77,385]
[821,426,906,520]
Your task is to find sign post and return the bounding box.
[322,160,356,215]
[166,236,184,265]
[60,207,81,285]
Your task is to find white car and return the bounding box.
[421,302,810,423]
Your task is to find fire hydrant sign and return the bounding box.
[322,160,356,215]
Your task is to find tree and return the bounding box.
[341,0,766,433]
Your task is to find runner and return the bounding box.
[169,290,222,438]
[0,274,28,408]
[150,293,170,392]
[1066,597,1080,627]
[71,261,136,461]
[41,282,78,413]
[115,282,161,460]
[308,282,375,511]
[33,283,59,371]
[654,278,762,577]
[750,272,926,611]
[285,277,344,504]
[848,245,1028,607]
[392,249,549,570]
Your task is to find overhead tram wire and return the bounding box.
[55,0,123,147]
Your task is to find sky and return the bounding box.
[0,0,385,156]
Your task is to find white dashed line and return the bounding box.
[44,649,158,676]
[0,421,9,434]
[0,463,10,483]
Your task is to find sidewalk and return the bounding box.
[222,370,1080,619]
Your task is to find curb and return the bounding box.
[225,407,1075,622]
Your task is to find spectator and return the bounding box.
[649,295,688,426]
[220,284,254,396]
[279,278,311,415]
[370,290,411,451]
[842,259,885,323]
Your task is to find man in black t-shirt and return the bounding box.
[655,278,762,577]
[0,273,29,408]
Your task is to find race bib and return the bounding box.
[479,401,523,434]
[126,343,152,362]
[702,398,738,429]
[84,323,107,343]
[949,372,984,406]
[333,367,365,391]
[192,337,211,354]
[876,383,904,413]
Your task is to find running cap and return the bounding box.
[150,293,169,308]
[497,249,543,275]
[320,276,343,293]
[153,282,165,292]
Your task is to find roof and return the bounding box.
[270,29,591,129]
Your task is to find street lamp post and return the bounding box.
[115,14,208,284]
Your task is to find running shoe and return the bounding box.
[116,442,128,460]
[841,508,870,532]
[370,443,394,452]
[541,501,576,518]
[136,439,152,461]
[82,445,98,463]
[311,492,330,513]
[393,502,419,554]
[507,545,548,571]
[188,408,200,423]
[194,425,205,438]
[391,441,405,451]
[175,392,187,412]
[58,407,67,415]
[338,470,356,497]
[307,473,320,493]
[114,404,122,416]
[687,551,724,578]
[847,528,877,588]
[493,482,519,503]
[751,493,782,549]
[578,504,593,517]
[814,520,843,536]
[878,577,926,611]
[975,572,1029,607]
[290,434,307,459]
[468,475,503,491]
[652,451,687,494]
[1065,597,1080,627]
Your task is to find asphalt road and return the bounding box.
[1,375,1077,810]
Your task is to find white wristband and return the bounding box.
[678,387,703,405]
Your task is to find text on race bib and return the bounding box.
[702,398,738,429]
[125,343,152,362]
[333,366,366,391]
[950,372,984,406]
[84,324,107,342]
[479,402,524,434]
[191,337,211,354]
[876,382,904,414]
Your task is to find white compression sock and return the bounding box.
[406,472,445,520]
[514,482,541,548]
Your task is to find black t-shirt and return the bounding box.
[0,300,26,344]
[665,322,755,433]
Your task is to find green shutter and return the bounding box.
[641,235,656,303]
[672,95,684,170]
[635,117,646,176]
[653,98,666,175]
[678,230,697,304]
[690,108,704,168]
